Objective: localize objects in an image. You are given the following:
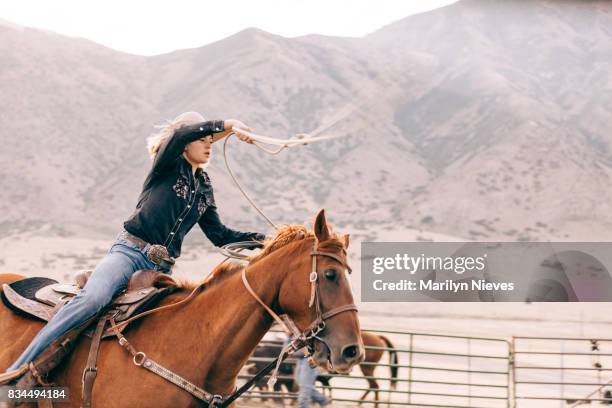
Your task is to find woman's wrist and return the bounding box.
[222,119,254,143]
[212,120,225,133]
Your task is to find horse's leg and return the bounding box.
[359,332,388,408]
[358,365,375,404]
[324,378,332,398]
[272,380,284,405]
[368,378,381,408]
[289,379,297,406]
[280,381,292,407]
[358,388,371,403]
[326,378,332,398]
[317,375,331,397]
[277,383,284,407]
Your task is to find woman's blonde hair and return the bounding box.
[146,111,207,159]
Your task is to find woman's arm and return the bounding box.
[198,206,265,247]
[152,121,224,173]
[152,119,254,173]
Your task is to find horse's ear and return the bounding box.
[343,234,350,249]
[314,209,330,242]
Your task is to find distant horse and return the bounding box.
[247,330,398,407]
[0,210,364,407]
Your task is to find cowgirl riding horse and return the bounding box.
[2,112,265,386]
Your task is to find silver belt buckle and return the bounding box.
[146,244,170,265]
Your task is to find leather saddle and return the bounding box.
[1,270,179,339]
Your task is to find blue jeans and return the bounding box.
[296,357,329,408]
[7,238,157,371]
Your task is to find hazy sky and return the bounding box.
[0,0,458,56]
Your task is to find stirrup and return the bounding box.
[0,364,29,385]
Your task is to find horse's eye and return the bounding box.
[324,269,337,281]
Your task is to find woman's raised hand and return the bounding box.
[225,119,254,144]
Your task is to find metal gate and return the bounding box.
[239,328,512,407]
[512,336,612,407]
[322,329,512,407]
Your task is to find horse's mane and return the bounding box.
[170,224,343,292]
[249,224,314,264]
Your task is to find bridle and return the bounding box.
[106,237,357,408]
[239,238,358,388]
[243,238,357,347]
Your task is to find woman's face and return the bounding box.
[183,136,213,165]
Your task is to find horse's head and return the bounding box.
[276,209,364,373]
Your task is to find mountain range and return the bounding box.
[1,0,611,243]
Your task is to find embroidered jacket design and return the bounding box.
[172,176,189,199]
[197,196,207,215]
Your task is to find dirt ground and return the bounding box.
[2,232,612,407]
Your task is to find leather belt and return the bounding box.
[118,230,175,272]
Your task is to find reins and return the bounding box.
[109,282,206,332]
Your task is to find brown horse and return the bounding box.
[0,209,364,407]
[358,331,398,406]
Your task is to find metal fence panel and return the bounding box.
[512,336,612,407]
[240,328,512,407]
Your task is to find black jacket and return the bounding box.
[124,120,264,258]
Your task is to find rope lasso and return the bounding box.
[221,128,351,233]
[219,71,388,232]
[218,129,350,261]
[222,135,280,231]
[218,80,383,259]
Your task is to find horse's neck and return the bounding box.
[172,258,289,395]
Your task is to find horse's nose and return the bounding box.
[341,343,364,365]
